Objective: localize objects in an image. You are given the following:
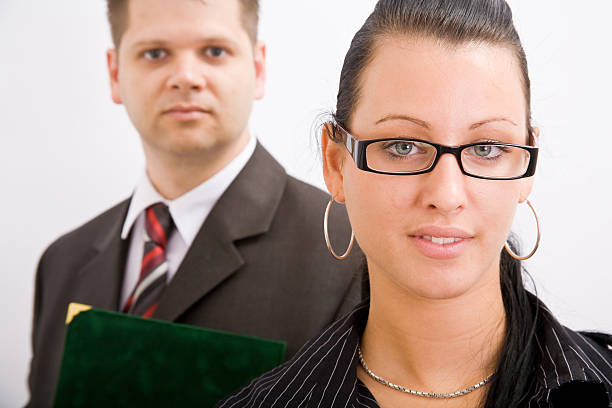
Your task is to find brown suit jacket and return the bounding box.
[27,144,364,407]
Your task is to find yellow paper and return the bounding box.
[65,303,92,325]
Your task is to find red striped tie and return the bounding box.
[123,203,173,318]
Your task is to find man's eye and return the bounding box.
[143,49,167,60]
[205,47,227,58]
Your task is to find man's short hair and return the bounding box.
[106,0,260,48]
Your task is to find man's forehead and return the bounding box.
[121,0,246,46]
[126,0,241,23]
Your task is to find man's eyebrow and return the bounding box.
[375,114,431,129]
[129,36,236,49]
[469,118,518,130]
[129,39,169,49]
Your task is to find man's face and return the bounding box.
[107,0,265,159]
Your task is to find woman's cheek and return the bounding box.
[345,174,408,256]
[471,183,519,248]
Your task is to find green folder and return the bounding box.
[53,305,286,408]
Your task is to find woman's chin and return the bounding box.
[407,281,475,301]
[389,267,489,301]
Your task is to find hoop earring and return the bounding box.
[504,200,541,260]
[324,197,355,260]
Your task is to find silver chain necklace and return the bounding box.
[357,346,495,399]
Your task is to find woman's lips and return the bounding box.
[421,235,463,244]
[410,235,471,259]
[409,227,473,259]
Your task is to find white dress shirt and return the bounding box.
[119,136,256,308]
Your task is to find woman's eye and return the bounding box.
[205,47,227,58]
[474,145,493,157]
[143,49,167,60]
[471,145,505,158]
[391,142,414,155]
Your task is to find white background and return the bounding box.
[1,1,611,406]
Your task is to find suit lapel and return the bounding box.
[76,200,131,311]
[154,143,288,321]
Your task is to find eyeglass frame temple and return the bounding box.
[338,124,368,170]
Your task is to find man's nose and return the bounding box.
[166,54,207,91]
[419,153,468,214]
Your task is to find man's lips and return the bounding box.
[162,105,210,120]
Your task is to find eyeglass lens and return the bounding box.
[365,140,531,178]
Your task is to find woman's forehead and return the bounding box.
[353,36,527,133]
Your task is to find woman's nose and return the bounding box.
[419,153,468,214]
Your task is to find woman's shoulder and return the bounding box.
[215,360,296,408]
[576,331,612,354]
[216,303,370,408]
[565,329,612,376]
[537,303,612,374]
[533,300,612,406]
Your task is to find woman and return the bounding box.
[218,0,612,407]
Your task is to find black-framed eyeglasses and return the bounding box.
[335,124,538,180]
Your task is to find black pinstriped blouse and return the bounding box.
[218,296,612,408]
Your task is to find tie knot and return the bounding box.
[144,203,173,247]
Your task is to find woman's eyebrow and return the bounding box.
[469,118,518,130]
[374,115,518,130]
[375,114,431,129]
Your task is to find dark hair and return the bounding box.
[106,0,260,48]
[330,1,539,407]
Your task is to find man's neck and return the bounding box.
[143,134,251,201]
[360,265,505,396]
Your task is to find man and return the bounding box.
[27,0,363,406]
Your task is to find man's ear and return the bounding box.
[321,122,346,202]
[519,126,540,203]
[106,49,122,105]
[253,41,266,100]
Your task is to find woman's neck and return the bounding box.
[360,265,506,396]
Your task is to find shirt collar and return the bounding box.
[121,135,257,246]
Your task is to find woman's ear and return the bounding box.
[531,126,540,145]
[519,126,540,203]
[321,123,347,202]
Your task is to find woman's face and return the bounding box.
[323,36,535,300]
